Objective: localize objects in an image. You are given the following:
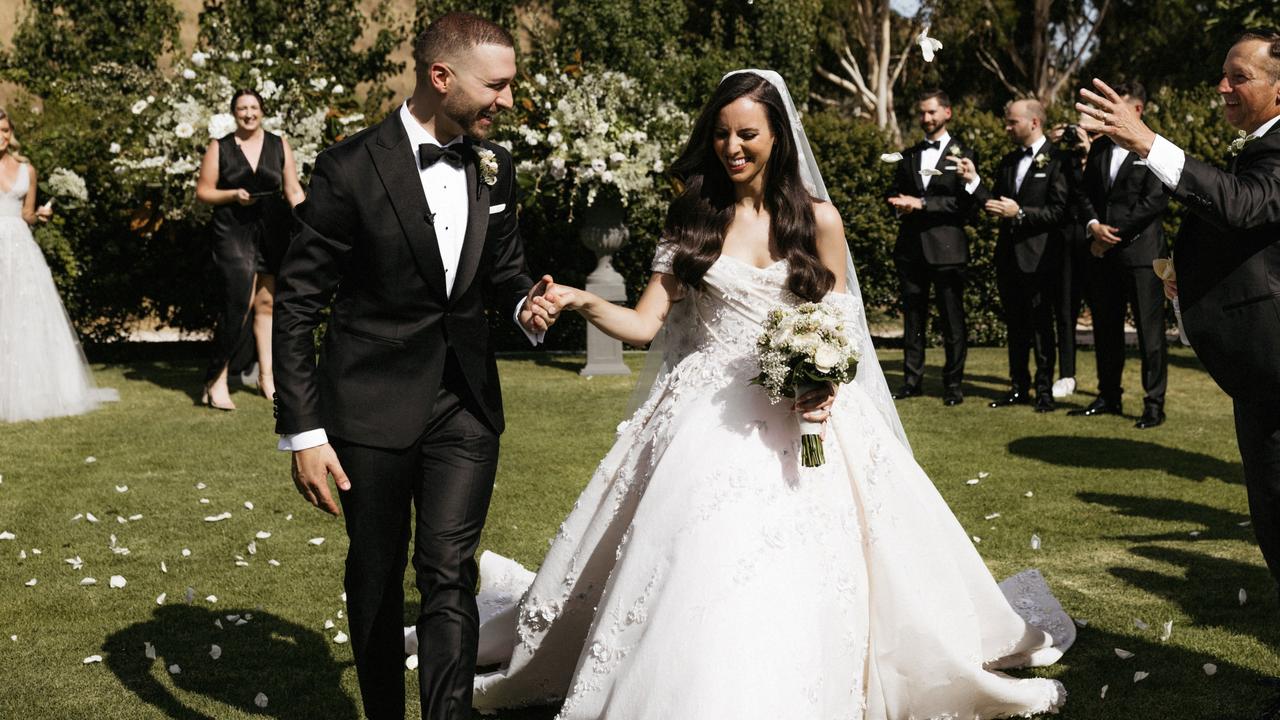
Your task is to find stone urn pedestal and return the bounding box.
[577,195,632,377]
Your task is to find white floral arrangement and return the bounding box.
[113,41,365,222]
[752,302,861,467]
[45,168,89,204]
[500,66,689,215]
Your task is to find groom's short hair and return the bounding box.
[916,89,951,108]
[414,12,514,73]
[1234,28,1280,81]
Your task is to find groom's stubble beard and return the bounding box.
[442,91,498,140]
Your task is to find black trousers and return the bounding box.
[897,260,967,393]
[1053,238,1086,379]
[1236,398,1280,598]
[997,259,1058,396]
[1086,261,1168,408]
[333,355,499,720]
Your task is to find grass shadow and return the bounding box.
[103,605,358,719]
[1008,436,1240,483]
[1079,492,1252,542]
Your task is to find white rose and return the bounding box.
[207,113,236,138]
[182,69,197,80]
[260,79,279,99]
[109,142,121,154]
[174,122,195,139]
[547,131,563,146]
[332,84,344,95]
[131,99,149,115]
[190,51,208,67]
[814,344,841,373]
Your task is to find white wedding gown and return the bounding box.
[0,163,115,423]
[460,249,1071,719]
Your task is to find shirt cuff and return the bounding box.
[279,428,328,452]
[513,296,545,346]
[1086,219,1099,228]
[963,176,981,194]
[1145,135,1185,189]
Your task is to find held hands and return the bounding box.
[519,275,560,334]
[1075,78,1157,157]
[887,194,924,214]
[984,196,1020,219]
[292,443,350,516]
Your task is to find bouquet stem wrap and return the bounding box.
[795,380,827,467]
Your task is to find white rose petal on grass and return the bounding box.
[210,644,222,660]
[965,479,980,486]
[206,595,218,604]
[116,516,127,525]
[1030,534,1041,550]
[29,548,39,555]
[1074,618,1089,628]
[18,550,26,560]
[144,642,156,660]
[64,556,84,569]
[1114,648,1135,660]
[309,537,325,546]
[80,577,97,586]
[0,531,15,540]
[1024,491,1034,498]
[25,578,37,587]
[323,619,335,630]
[1238,520,1251,527]
[84,655,103,664]
[169,664,181,675]
[160,561,168,573]
[1133,671,1149,683]
[971,536,981,543]
[1240,588,1248,605]
[333,631,349,644]
[268,559,280,567]
[405,654,419,670]
[128,514,143,522]
[255,531,272,540]
[9,635,16,642]
[978,472,990,479]
[1160,620,1173,642]
[255,692,269,708]
[156,593,166,606]
[1134,618,1149,630]
[879,152,904,163]
[205,512,232,522]
[109,575,126,589]
[244,501,254,511]
[181,549,191,557]
[199,498,210,505]
[1189,530,1202,537]
[1204,663,1218,676]
[86,512,99,523]
[984,513,1001,520]
[196,482,207,490]
[84,456,97,464]
[247,541,257,555]
[115,485,128,493]
[71,513,83,522]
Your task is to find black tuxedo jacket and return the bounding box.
[1172,120,1280,400]
[888,137,979,265]
[273,116,535,448]
[973,142,1071,273]
[1073,137,1171,267]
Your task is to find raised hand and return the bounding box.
[955,157,978,183]
[292,443,350,516]
[1075,78,1157,157]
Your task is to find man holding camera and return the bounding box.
[1069,81,1171,428]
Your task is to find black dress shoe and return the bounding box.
[943,394,964,407]
[988,390,1030,408]
[1034,395,1056,413]
[892,386,923,400]
[1135,406,1166,429]
[1067,397,1122,417]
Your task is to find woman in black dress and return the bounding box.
[195,89,305,409]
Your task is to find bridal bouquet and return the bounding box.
[752,303,861,467]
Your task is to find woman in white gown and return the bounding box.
[0,108,114,423]
[465,72,1072,719]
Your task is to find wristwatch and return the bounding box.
[1014,207,1026,224]
[921,197,928,211]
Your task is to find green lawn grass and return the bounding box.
[0,346,1275,719]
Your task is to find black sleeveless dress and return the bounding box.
[205,131,291,382]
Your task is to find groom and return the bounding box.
[273,13,556,720]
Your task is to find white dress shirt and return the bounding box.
[1147,113,1280,189]
[919,131,982,195]
[279,102,542,452]
[1086,145,1132,229]
[1014,136,1048,194]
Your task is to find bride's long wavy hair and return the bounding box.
[665,73,833,302]
[0,109,30,163]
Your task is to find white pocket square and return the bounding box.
[488,203,506,214]
[1033,172,1047,178]
[1134,160,1148,166]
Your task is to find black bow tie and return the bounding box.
[1022,147,1036,157]
[419,143,464,169]
[924,140,941,150]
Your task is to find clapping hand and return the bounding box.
[984,196,1020,219]
[1075,78,1157,157]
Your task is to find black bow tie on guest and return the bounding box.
[419,143,465,169]
[923,140,941,150]
[1021,147,1036,157]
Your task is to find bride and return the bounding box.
[465,71,1071,718]
[0,108,116,423]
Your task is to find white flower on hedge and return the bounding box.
[337,113,365,126]
[535,73,548,86]
[166,158,198,175]
[591,157,607,173]
[191,51,208,67]
[332,84,344,95]
[601,170,614,184]
[227,51,240,62]
[653,159,665,173]
[182,69,197,80]
[208,113,236,138]
[146,95,155,103]
[47,168,88,202]
[608,151,626,167]
[265,58,274,66]
[242,49,253,59]
[262,115,285,133]
[109,142,121,154]
[174,122,195,139]
[547,117,559,128]
[262,43,274,54]
[310,77,329,91]
[547,131,563,147]
[259,79,279,100]
[131,99,149,115]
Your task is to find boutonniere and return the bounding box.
[474,147,499,186]
[1228,131,1257,157]
[1033,152,1050,169]
[947,143,963,158]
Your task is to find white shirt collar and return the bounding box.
[1025,135,1047,157]
[925,131,951,148]
[1249,114,1280,139]
[398,101,464,150]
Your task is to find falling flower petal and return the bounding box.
[309,537,325,546]
[83,655,103,664]
[1204,663,1218,676]
[916,25,943,62]
[109,575,126,589]
[144,642,156,660]
[255,531,271,539]
[405,654,419,670]
[1160,620,1173,642]
[1134,618,1149,630]
[80,577,97,586]
[1030,534,1041,550]
[1134,671,1149,682]
[1115,648,1135,659]
[210,644,222,660]
[1240,588,1248,605]
[1100,684,1108,699]
[156,593,166,605]
[255,692,268,708]
[879,152,904,163]
[168,664,181,675]
[204,512,232,522]
[115,486,128,493]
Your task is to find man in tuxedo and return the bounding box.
[885,89,979,406]
[1079,29,1280,648]
[962,99,1070,413]
[272,13,556,720]
[1069,81,1171,429]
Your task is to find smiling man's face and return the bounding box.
[1217,38,1280,132]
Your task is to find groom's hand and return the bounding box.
[520,274,557,333]
[292,443,349,516]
